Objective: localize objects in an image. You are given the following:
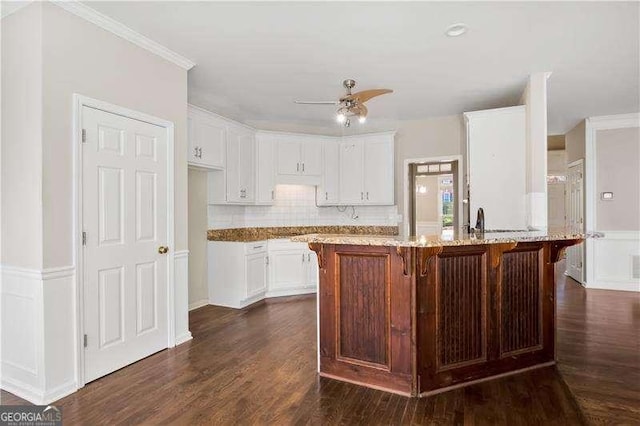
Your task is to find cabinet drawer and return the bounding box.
[245,241,267,254]
[268,239,309,251]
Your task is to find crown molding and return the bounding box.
[52,0,195,70]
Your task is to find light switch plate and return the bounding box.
[601,192,614,200]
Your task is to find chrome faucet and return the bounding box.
[475,208,485,233]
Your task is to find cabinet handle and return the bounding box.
[361,192,364,200]
[325,192,328,201]
[366,192,369,200]
[271,190,274,200]
[307,253,311,262]
[198,147,202,158]
[302,162,305,172]
[265,256,269,265]
[253,245,264,249]
[302,253,305,263]
[297,163,300,172]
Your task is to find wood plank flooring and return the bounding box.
[1,263,637,425]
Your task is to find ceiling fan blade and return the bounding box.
[294,100,339,105]
[341,89,393,103]
[351,103,368,117]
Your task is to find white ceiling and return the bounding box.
[85,1,639,134]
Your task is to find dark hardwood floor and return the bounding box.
[1,263,637,425]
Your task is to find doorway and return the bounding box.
[408,160,459,238]
[75,95,176,385]
[566,159,584,284]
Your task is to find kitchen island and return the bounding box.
[291,231,584,396]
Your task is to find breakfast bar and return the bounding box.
[292,231,584,397]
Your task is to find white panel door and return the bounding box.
[238,131,255,202]
[277,140,302,176]
[82,106,168,383]
[339,140,364,204]
[364,138,394,205]
[301,139,322,176]
[566,161,584,283]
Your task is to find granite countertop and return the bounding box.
[290,229,599,247]
[207,226,399,242]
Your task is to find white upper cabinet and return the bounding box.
[337,133,395,206]
[317,138,340,205]
[255,133,276,204]
[188,106,226,169]
[275,135,323,184]
[226,126,255,203]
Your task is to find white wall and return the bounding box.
[188,169,209,309]
[1,2,190,403]
[1,2,44,269]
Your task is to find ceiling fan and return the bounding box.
[295,79,393,127]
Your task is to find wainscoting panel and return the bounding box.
[174,250,192,345]
[590,231,640,291]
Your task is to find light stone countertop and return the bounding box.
[290,229,600,247]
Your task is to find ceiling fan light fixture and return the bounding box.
[358,115,366,124]
[336,112,346,123]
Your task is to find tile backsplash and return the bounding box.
[209,184,400,229]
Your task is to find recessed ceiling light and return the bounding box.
[445,23,467,37]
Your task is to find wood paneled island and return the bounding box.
[292,231,584,397]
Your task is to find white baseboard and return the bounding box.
[175,332,193,346]
[188,299,209,311]
[0,377,77,405]
[43,380,78,404]
[265,286,317,299]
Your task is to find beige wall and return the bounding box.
[394,115,465,225]
[188,169,209,305]
[565,120,586,164]
[595,127,640,230]
[1,3,44,269]
[39,2,188,268]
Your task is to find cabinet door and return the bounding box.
[197,120,226,169]
[238,131,255,202]
[269,250,306,291]
[363,137,394,205]
[317,139,340,205]
[256,134,275,204]
[187,117,200,164]
[225,128,242,202]
[301,139,322,176]
[245,253,267,298]
[339,140,364,204]
[305,251,319,287]
[276,140,302,176]
[188,114,226,169]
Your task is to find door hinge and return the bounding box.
[83,334,88,348]
[82,231,87,246]
[81,129,87,143]
[265,256,269,265]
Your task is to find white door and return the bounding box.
[566,161,584,283]
[364,138,394,205]
[339,141,364,204]
[246,253,267,298]
[82,106,169,383]
[277,140,301,176]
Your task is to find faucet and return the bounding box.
[475,208,485,233]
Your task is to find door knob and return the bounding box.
[158,246,169,254]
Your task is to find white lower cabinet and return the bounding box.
[267,240,318,298]
[208,241,268,308]
[207,239,317,309]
